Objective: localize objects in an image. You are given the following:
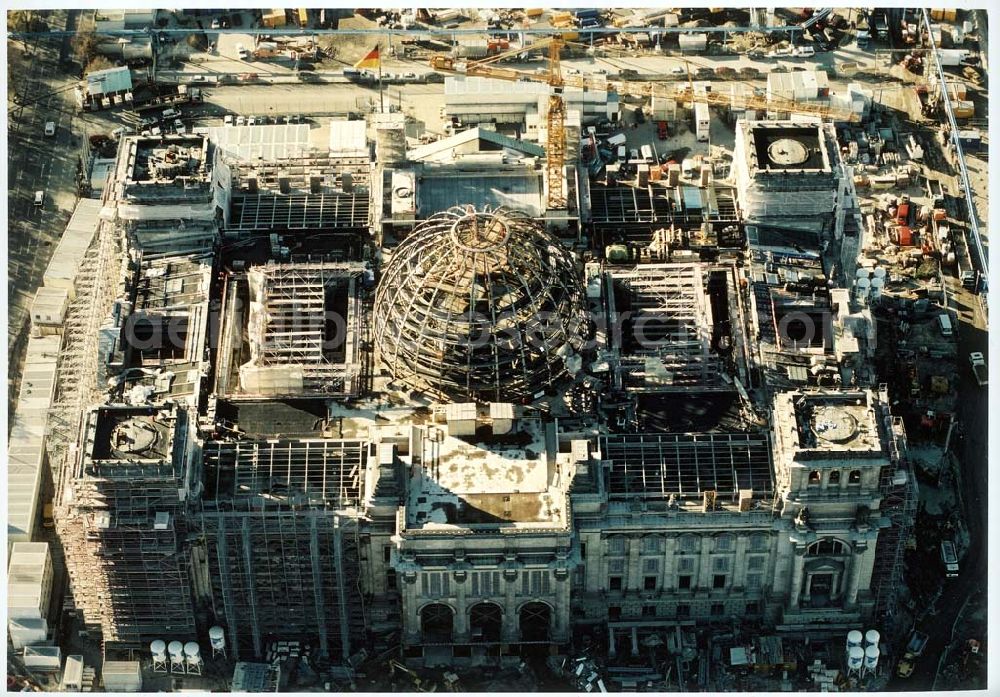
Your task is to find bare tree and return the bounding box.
[73,29,101,65]
[84,55,116,76]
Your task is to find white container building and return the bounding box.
[102,660,142,692]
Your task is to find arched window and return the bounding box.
[421,603,454,642]
[828,470,841,485]
[519,602,552,642]
[469,602,503,642]
[848,469,862,484]
[808,470,821,485]
[806,538,849,556]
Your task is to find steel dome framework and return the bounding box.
[373,206,587,402]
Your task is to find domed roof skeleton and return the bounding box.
[373,206,587,402]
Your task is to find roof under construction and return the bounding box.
[373,206,587,402]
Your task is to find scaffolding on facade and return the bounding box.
[198,438,367,661]
[870,384,917,623]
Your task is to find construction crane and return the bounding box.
[435,36,570,209]
[431,37,859,205]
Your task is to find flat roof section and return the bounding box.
[601,432,774,501]
[418,171,543,218]
[230,192,370,230]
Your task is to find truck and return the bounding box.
[133,85,195,113]
[969,352,988,386]
[940,540,960,578]
[896,631,929,678]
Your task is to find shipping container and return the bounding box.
[525,8,544,18]
[694,102,710,142]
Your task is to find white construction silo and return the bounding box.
[847,645,865,675]
[167,640,185,673]
[209,625,226,658]
[846,629,864,652]
[863,644,880,674]
[150,640,167,673]
[183,641,202,675]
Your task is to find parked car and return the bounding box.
[210,17,220,29]
[224,114,234,126]
[237,43,250,60]
[795,45,816,57]
[44,121,55,136]
[162,107,181,119]
[173,119,186,135]
[236,115,246,126]
[111,126,132,139]
[298,70,319,82]
[34,190,44,207]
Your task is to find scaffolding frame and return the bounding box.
[199,508,364,662]
[870,385,917,622]
[606,264,732,393]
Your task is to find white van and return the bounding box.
[937,313,953,337]
[640,144,654,162]
[34,190,44,207]
[616,145,626,161]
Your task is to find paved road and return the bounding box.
[883,278,988,690]
[7,9,89,418]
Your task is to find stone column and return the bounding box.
[454,572,469,641]
[663,536,677,592]
[845,543,866,608]
[403,572,421,643]
[732,535,749,589]
[697,536,712,590]
[503,570,518,642]
[788,547,806,610]
[553,570,570,642]
[626,537,642,591]
[802,571,813,605]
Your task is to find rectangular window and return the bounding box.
[746,573,762,591]
[712,557,730,573]
[580,542,587,559]
[713,574,727,589]
[641,536,664,555]
[747,555,765,572]
[678,575,692,590]
[678,558,695,573]
[642,605,656,617]
[608,559,625,574]
[711,602,725,616]
[421,573,429,596]
[386,569,397,591]
[573,565,585,588]
[383,545,392,563]
[530,570,551,595]
[609,576,623,591]
[643,558,660,574]
[749,535,768,553]
[678,536,698,554]
[677,604,690,618]
[644,576,657,591]
[608,537,626,556]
